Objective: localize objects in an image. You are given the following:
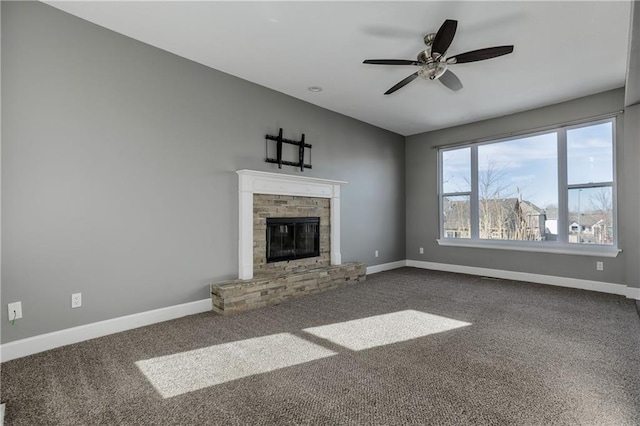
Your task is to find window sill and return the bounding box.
[436,239,621,258]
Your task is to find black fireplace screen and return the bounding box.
[266,217,320,263]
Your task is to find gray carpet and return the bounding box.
[2,267,639,425]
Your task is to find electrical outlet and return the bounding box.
[596,261,604,271]
[72,293,82,308]
[8,301,22,321]
[375,250,379,258]
[419,247,424,254]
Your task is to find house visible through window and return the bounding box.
[439,118,616,249]
[566,122,614,245]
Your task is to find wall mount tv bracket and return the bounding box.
[265,128,312,171]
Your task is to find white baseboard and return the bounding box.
[406,260,638,299]
[0,299,212,363]
[364,259,640,300]
[626,286,640,300]
[3,262,637,363]
[366,260,407,275]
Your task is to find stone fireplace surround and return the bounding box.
[237,169,345,280]
[254,194,330,275]
[210,170,366,314]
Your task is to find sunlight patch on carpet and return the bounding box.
[303,310,471,351]
[136,333,337,398]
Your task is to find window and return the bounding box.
[439,118,617,255]
[441,148,471,239]
[566,122,614,245]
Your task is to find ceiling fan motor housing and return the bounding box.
[417,35,447,81]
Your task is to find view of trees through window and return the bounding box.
[440,120,615,246]
[567,121,614,244]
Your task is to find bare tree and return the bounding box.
[589,187,613,243]
[446,160,544,241]
[443,197,470,238]
[478,161,512,200]
[477,161,519,239]
[590,187,612,212]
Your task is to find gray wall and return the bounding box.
[622,103,640,290]
[406,88,640,288]
[1,2,406,343]
[624,2,640,291]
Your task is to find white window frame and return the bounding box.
[437,117,620,258]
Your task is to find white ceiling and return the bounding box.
[46,1,632,136]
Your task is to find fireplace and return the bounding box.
[210,170,361,316]
[237,170,346,279]
[266,217,320,263]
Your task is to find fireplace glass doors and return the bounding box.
[266,217,320,263]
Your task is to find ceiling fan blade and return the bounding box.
[384,72,419,95]
[363,59,421,65]
[438,70,463,91]
[432,19,457,57]
[448,45,514,64]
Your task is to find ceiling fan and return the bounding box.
[363,19,514,94]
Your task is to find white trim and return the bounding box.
[366,260,407,275]
[406,260,635,298]
[330,189,342,265]
[626,286,640,300]
[237,170,347,279]
[2,263,637,363]
[0,299,212,362]
[436,239,621,258]
[238,170,347,196]
[364,259,639,299]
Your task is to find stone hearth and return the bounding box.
[211,263,366,315]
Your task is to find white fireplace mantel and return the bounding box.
[237,169,347,280]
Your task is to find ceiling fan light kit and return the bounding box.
[364,19,514,95]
